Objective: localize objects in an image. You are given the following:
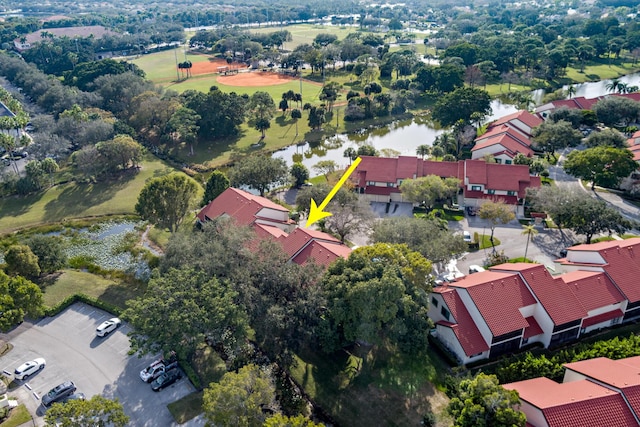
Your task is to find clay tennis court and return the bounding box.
[189,57,304,87]
[190,58,233,75]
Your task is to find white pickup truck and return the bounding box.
[139,357,178,383]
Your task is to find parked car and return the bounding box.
[14,358,46,380]
[463,231,472,243]
[151,369,182,391]
[41,381,76,407]
[468,265,486,274]
[466,206,478,216]
[96,317,121,337]
[140,357,178,383]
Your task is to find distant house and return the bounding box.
[535,96,601,119]
[428,242,635,364]
[471,125,534,162]
[471,110,543,163]
[535,93,640,119]
[13,25,115,51]
[197,187,351,268]
[353,156,540,215]
[503,356,640,427]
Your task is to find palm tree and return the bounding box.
[566,85,576,99]
[605,78,621,93]
[416,144,431,159]
[431,145,445,160]
[522,224,539,261]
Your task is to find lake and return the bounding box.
[274,72,640,172]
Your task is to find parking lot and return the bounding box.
[1,302,197,426]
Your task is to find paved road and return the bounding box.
[1,303,198,426]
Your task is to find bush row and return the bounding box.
[491,333,640,384]
[44,293,122,318]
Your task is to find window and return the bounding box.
[507,191,516,196]
[487,189,495,195]
[366,181,375,186]
[441,306,450,321]
[387,182,394,187]
[495,158,502,164]
[471,185,482,191]
[505,159,512,165]
[431,297,439,307]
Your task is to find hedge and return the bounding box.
[44,293,122,317]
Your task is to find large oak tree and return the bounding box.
[135,173,200,233]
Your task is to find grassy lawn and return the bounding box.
[563,59,640,83]
[162,72,324,99]
[42,270,147,311]
[251,24,362,49]
[167,344,228,424]
[290,346,452,427]
[477,233,500,250]
[0,155,173,235]
[131,49,212,83]
[168,392,204,424]
[0,405,31,427]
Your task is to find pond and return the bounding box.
[274,72,640,173]
[56,221,153,280]
[274,99,518,171]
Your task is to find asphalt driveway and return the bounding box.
[1,302,198,426]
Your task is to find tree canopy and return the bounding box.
[229,155,289,197]
[135,173,200,232]
[319,243,433,354]
[203,364,278,427]
[399,175,461,209]
[447,373,526,427]
[0,270,44,332]
[431,87,492,127]
[202,170,230,206]
[531,120,583,158]
[44,395,129,427]
[124,267,249,360]
[564,146,638,190]
[478,200,516,248]
[372,217,467,264]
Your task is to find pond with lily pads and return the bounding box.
[50,220,155,281]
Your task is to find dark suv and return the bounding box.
[42,381,76,407]
[151,369,182,391]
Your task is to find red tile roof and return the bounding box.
[592,239,640,303]
[451,271,536,337]
[564,357,640,389]
[489,110,543,134]
[355,156,539,203]
[290,240,352,268]
[581,309,624,328]
[476,124,531,146]
[198,188,351,267]
[560,270,625,311]
[280,227,341,257]
[504,377,637,427]
[492,263,588,325]
[197,187,289,224]
[523,316,543,339]
[472,132,534,157]
[433,286,489,356]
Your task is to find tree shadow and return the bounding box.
[44,172,137,222]
[586,74,600,80]
[0,189,48,218]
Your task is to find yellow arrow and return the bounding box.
[306,156,362,228]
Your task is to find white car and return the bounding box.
[14,358,46,380]
[463,231,472,243]
[96,317,121,337]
